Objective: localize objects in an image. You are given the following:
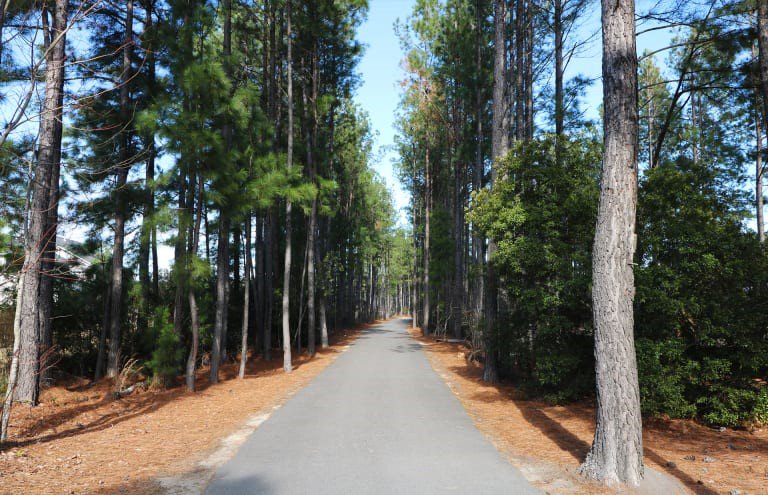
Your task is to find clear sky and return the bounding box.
[355,0,416,225]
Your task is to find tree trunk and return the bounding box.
[282,0,294,373]
[211,0,233,383]
[106,0,134,378]
[239,215,252,378]
[186,175,203,391]
[760,1,768,148]
[554,0,564,137]
[757,98,765,244]
[15,0,68,404]
[580,0,643,486]
[485,0,509,384]
[264,211,274,360]
[423,145,431,335]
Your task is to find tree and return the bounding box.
[282,0,294,373]
[580,0,644,485]
[2,0,69,439]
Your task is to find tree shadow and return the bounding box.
[1,324,365,452]
[419,335,726,495]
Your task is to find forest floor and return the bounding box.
[0,324,366,495]
[409,326,768,495]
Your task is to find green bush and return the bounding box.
[146,307,182,387]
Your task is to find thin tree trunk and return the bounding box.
[263,211,274,360]
[423,146,431,335]
[580,0,643,485]
[211,0,233,383]
[554,0,564,137]
[106,0,134,379]
[186,175,203,391]
[1,276,24,440]
[282,0,294,373]
[484,0,509,384]
[756,95,765,244]
[239,215,252,378]
[524,0,534,139]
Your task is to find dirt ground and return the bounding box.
[410,326,768,495]
[0,326,364,495]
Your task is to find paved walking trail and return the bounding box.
[205,318,540,494]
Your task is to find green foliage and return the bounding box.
[470,135,600,398]
[147,307,182,388]
[635,155,768,425]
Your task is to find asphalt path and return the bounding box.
[205,318,540,494]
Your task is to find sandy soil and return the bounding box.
[410,326,768,495]
[0,326,365,495]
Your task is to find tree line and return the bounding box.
[0,0,413,441]
[396,0,768,485]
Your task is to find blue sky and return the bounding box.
[356,0,415,225]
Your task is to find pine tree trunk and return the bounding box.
[554,0,564,137]
[186,175,203,391]
[580,0,644,485]
[239,215,252,378]
[264,211,274,360]
[759,1,768,146]
[757,101,765,244]
[15,0,68,403]
[485,0,509,384]
[105,0,134,379]
[472,0,485,325]
[211,0,233,383]
[423,146,431,334]
[282,0,294,373]
[524,0,533,139]
[38,57,64,387]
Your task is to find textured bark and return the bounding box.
[105,0,134,378]
[423,146,431,335]
[15,0,68,404]
[472,0,484,323]
[211,0,233,383]
[210,215,229,383]
[264,211,274,360]
[554,0,564,137]
[186,175,203,391]
[38,39,64,386]
[282,0,294,373]
[484,0,509,384]
[524,0,533,139]
[580,0,644,486]
[1,276,24,440]
[139,0,156,309]
[758,2,768,244]
[514,0,524,141]
[239,216,252,378]
[757,98,765,244]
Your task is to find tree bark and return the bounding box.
[239,215,252,378]
[554,0,564,137]
[186,174,203,391]
[580,0,644,485]
[106,0,134,379]
[282,0,294,373]
[485,0,509,384]
[211,0,233,383]
[15,0,68,404]
[759,1,768,147]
